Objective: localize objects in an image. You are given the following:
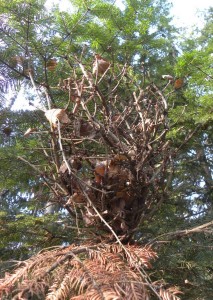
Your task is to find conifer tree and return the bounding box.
[0,1,212,299]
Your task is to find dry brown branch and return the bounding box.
[48,63,173,239]
[1,53,184,300]
[0,244,160,300]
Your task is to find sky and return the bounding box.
[11,0,212,111]
[170,0,212,28]
[46,0,212,29]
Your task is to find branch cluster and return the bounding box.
[38,56,172,240]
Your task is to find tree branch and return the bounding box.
[148,220,213,245]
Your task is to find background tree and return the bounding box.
[142,7,213,299]
[0,0,212,299]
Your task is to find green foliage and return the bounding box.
[0,206,77,270]
[0,1,212,299]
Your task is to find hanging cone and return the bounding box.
[92,54,110,75]
[46,59,57,71]
[174,78,184,89]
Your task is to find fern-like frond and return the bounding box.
[152,280,183,300]
[0,15,16,36]
[0,72,19,94]
[159,286,183,300]
[0,243,158,299]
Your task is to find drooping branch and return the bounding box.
[148,220,213,245]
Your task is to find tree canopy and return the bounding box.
[0,1,212,299]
